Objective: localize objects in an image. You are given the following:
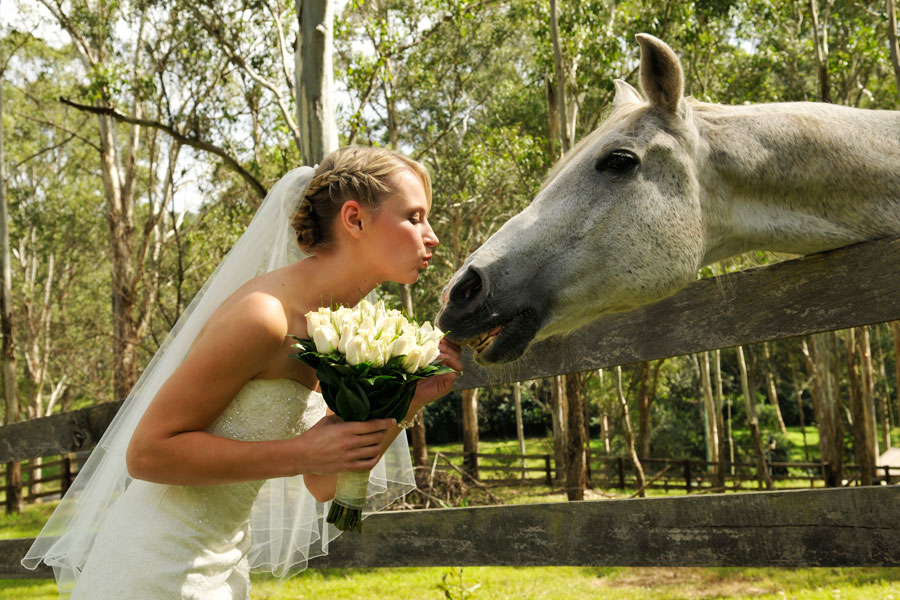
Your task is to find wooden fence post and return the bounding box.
[684,459,692,494]
[61,454,73,496]
[617,457,626,490]
[544,455,552,485]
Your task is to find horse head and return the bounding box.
[437,34,706,364]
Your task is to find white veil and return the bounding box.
[22,166,416,596]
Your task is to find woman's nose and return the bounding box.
[424,222,439,247]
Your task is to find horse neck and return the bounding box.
[693,100,900,264]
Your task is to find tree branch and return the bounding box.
[59,97,267,199]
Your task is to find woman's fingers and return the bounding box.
[348,430,387,450]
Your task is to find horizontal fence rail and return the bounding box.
[453,235,900,389]
[3,237,899,465]
[4,486,898,578]
[2,237,900,578]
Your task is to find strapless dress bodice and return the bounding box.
[71,378,326,600]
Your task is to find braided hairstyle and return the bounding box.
[292,146,432,254]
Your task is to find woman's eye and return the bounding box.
[595,150,640,175]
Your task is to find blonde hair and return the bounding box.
[292,146,432,254]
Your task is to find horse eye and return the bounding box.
[595,150,639,175]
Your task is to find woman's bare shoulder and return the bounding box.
[197,285,291,349]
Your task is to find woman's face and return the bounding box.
[365,169,439,285]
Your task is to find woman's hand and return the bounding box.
[294,414,396,475]
[412,337,463,407]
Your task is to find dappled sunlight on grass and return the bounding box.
[245,566,900,599]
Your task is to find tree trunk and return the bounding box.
[714,349,729,483]
[564,373,586,500]
[296,0,338,165]
[398,284,428,467]
[809,0,832,103]
[859,327,882,459]
[803,335,843,486]
[636,363,651,459]
[791,365,811,462]
[549,0,571,154]
[616,366,645,496]
[888,0,900,106]
[737,346,774,490]
[461,387,479,479]
[763,342,788,434]
[545,74,559,159]
[700,352,719,474]
[601,411,611,455]
[891,322,900,436]
[550,375,567,482]
[513,381,526,478]
[847,329,875,485]
[0,76,22,513]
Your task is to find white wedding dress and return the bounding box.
[70,378,326,599]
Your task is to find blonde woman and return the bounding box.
[24,146,463,599]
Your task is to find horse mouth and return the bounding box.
[454,310,542,365]
[466,325,504,356]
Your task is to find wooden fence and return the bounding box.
[429,451,898,491]
[2,235,900,578]
[0,453,87,505]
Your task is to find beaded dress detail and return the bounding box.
[70,379,326,600]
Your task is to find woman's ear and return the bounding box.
[338,200,366,239]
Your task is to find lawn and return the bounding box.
[4,566,900,599]
[3,435,899,599]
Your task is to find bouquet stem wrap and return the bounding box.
[328,470,371,533]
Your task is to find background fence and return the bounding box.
[3,236,900,577]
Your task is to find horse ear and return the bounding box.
[613,79,643,107]
[636,33,684,116]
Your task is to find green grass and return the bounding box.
[4,567,900,599]
[3,436,900,598]
[0,501,57,540]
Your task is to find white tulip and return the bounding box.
[345,335,369,366]
[313,324,340,354]
[356,316,376,338]
[401,346,426,373]
[356,299,374,319]
[369,339,391,367]
[337,323,355,354]
[420,340,439,366]
[305,311,324,333]
[331,307,353,331]
[373,299,388,321]
[390,335,417,359]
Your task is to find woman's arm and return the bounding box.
[126,292,394,486]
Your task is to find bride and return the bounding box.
[23,145,463,599]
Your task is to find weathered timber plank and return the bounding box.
[4,486,897,578]
[0,538,50,578]
[4,237,899,463]
[0,401,122,463]
[455,235,900,389]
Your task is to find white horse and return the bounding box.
[437,33,900,364]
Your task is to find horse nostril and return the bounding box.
[464,275,481,299]
[449,267,487,313]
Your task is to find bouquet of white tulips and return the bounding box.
[290,299,452,532]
